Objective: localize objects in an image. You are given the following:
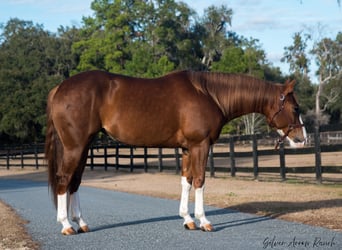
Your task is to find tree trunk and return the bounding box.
[314,79,322,183]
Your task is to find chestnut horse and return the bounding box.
[45,70,306,235]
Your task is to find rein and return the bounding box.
[270,94,304,149]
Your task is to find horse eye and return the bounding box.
[293,106,299,114]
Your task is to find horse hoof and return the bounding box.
[200,224,214,232]
[61,227,77,235]
[78,225,90,233]
[184,221,197,230]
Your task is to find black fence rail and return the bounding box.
[1,130,342,182]
[0,144,44,169]
[88,144,182,173]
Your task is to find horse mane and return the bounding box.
[187,71,279,118]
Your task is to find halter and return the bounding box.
[269,93,304,149]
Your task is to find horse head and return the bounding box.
[267,79,307,148]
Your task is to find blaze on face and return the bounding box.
[271,80,307,148]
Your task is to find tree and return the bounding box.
[282,26,341,130]
[0,19,78,142]
[211,37,266,76]
[311,32,342,125]
[281,31,315,118]
[73,0,199,76]
[242,38,266,78]
[73,0,135,73]
[199,5,233,69]
[211,46,245,73]
[127,0,196,76]
[282,32,311,78]
[54,26,82,78]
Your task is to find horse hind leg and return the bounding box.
[57,192,76,235]
[58,191,89,235]
[69,191,89,233]
[69,150,90,233]
[56,149,85,235]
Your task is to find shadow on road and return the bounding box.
[226,199,342,219]
[91,208,272,233]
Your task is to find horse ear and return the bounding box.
[283,79,296,95]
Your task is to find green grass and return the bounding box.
[226,192,237,197]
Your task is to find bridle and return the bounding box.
[269,93,304,149]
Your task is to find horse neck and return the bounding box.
[191,72,279,121]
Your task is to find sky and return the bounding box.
[0,0,341,79]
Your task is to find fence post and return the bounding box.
[90,146,94,170]
[229,138,236,177]
[104,143,108,171]
[130,147,134,172]
[252,134,258,180]
[158,148,163,172]
[21,146,24,168]
[115,143,119,170]
[209,146,215,177]
[144,147,148,172]
[34,144,39,169]
[314,126,322,183]
[6,148,10,170]
[175,148,180,174]
[279,142,286,181]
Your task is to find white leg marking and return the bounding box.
[179,176,194,224]
[195,186,211,227]
[57,193,73,231]
[70,191,87,228]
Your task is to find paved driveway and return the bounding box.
[0,179,341,250]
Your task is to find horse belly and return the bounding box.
[103,106,181,147]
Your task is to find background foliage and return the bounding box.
[0,0,341,143]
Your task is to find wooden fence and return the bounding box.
[1,130,342,182]
[0,144,44,169]
[85,132,342,182]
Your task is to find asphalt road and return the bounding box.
[0,179,341,250]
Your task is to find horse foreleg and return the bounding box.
[70,191,89,233]
[191,140,214,232]
[57,193,76,235]
[179,176,197,230]
[195,186,213,232]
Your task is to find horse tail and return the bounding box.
[45,85,61,208]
